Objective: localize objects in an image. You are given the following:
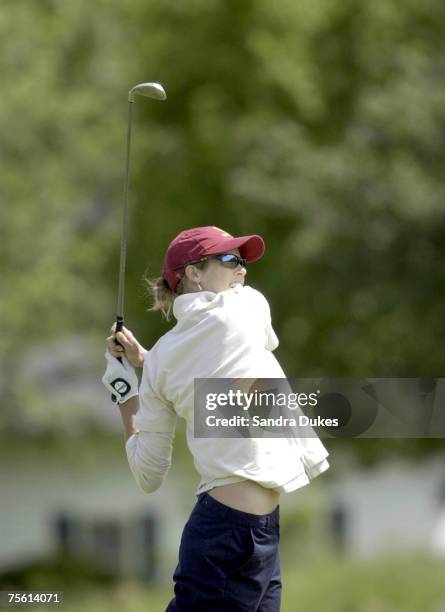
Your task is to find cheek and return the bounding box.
[203,265,232,290]
[219,267,234,282]
[212,268,228,288]
[201,265,221,287]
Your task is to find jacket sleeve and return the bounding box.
[266,322,279,352]
[125,355,177,494]
[244,286,279,351]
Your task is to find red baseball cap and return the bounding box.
[163,226,265,291]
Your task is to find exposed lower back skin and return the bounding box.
[208,480,279,515]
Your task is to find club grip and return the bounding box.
[115,316,124,354]
[112,316,125,401]
[116,316,124,334]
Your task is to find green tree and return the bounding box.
[1,0,444,460]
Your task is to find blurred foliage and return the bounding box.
[0,554,118,592]
[1,1,444,459]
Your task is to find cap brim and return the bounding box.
[206,234,265,262]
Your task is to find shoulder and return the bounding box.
[237,285,271,314]
[214,286,272,330]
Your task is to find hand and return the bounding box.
[106,324,147,368]
[102,351,139,404]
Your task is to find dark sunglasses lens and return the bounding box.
[218,254,245,268]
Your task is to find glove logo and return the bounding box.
[110,378,131,398]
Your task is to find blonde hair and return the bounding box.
[145,260,208,321]
[144,276,179,321]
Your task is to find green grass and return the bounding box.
[20,554,445,612]
[281,553,445,612]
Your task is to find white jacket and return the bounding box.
[126,285,330,495]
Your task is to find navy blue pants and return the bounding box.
[166,492,281,611]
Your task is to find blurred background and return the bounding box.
[1,1,445,610]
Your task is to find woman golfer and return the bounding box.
[102,226,330,611]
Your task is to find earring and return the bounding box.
[197,282,203,291]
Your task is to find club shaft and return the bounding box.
[116,100,134,327]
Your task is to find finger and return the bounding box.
[109,342,124,352]
[121,326,135,341]
[107,335,121,348]
[110,323,117,334]
[107,340,124,353]
[107,336,123,351]
[116,331,132,348]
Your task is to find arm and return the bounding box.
[118,395,140,442]
[123,351,177,494]
[125,417,176,494]
[115,383,176,494]
[103,325,176,494]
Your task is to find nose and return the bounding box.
[237,265,247,277]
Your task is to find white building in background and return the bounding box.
[0,437,197,582]
[2,445,445,580]
[431,508,445,558]
[325,454,445,558]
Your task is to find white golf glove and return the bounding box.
[102,351,139,404]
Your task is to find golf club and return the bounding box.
[116,82,167,337]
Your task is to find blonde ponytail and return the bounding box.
[145,276,181,321]
[144,260,208,321]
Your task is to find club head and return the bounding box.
[128,82,167,103]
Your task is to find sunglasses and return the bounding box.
[174,253,247,270]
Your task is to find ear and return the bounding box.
[184,265,200,283]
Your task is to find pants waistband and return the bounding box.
[196,492,280,529]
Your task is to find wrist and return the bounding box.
[118,394,139,408]
[137,348,147,367]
